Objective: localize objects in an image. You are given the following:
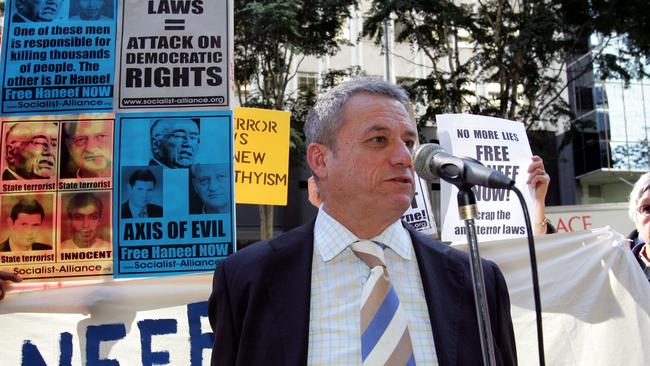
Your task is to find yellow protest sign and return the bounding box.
[234,107,291,205]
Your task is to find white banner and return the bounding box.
[2,229,648,365]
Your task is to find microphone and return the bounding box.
[412,143,515,189]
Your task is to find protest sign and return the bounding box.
[113,111,234,277]
[0,0,117,115]
[116,0,232,110]
[234,107,290,205]
[437,114,534,242]
[0,116,114,279]
[402,176,437,237]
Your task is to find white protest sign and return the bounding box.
[115,0,232,111]
[402,177,437,237]
[437,114,534,242]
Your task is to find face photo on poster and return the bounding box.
[0,193,55,252]
[119,166,163,219]
[189,163,230,215]
[1,121,59,182]
[11,0,67,23]
[60,119,113,179]
[119,116,233,167]
[58,190,111,251]
[68,0,114,21]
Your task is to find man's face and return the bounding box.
[21,0,63,21]
[66,122,112,177]
[635,190,650,244]
[128,180,154,209]
[151,119,199,168]
[70,203,100,246]
[5,123,58,179]
[192,164,229,212]
[316,93,416,223]
[78,0,103,20]
[7,213,42,249]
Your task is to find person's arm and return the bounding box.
[527,156,551,235]
[0,271,22,300]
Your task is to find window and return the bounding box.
[298,72,318,95]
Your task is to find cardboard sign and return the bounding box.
[0,0,117,114]
[234,107,290,206]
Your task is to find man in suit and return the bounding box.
[1,198,52,251]
[3,122,58,180]
[12,0,63,22]
[121,169,163,218]
[209,79,517,365]
[149,118,200,168]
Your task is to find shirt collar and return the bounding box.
[129,201,146,217]
[314,207,413,262]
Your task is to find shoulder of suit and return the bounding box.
[222,220,315,268]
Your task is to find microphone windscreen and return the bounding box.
[412,143,445,181]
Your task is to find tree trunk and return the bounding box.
[259,205,274,240]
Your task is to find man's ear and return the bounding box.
[151,136,160,155]
[307,143,330,180]
[5,144,16,165]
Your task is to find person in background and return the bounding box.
[3,123,58,180]
[528,155,555,235]
[62,121,112,178]
[121,169,163,219]
[61,193,111,250]
[209,78,517,365]
[13,0,63,22]
[1,198,52,251]
[149,118,200,169]
[627,172,650,281]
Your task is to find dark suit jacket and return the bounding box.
[209,220,517,366]
[12,13,28,23]
[1,239,52,251]
[2,169,18,180]
[121,201,163,218]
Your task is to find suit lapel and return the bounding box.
[409,228,465,366]
[263,221,315,365]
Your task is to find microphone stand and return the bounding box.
[457,186,497,366]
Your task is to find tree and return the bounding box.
[234,0,357,240]
[363,0,648,132]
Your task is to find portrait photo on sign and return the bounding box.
[2,121,59,181]
[12,0,66,23]
[60,120,113,179]
[120,166,163,219]
[68,0,114,21]
[59,191,112,251]
[0,194,54,252]
[117,114,231,168]
[189,163,230,214]
[149,117,201,169]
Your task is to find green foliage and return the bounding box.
[364,0,648,131]
[234,0,356,239]
[234,0,357,109]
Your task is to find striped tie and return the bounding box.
[351,240,416,366]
